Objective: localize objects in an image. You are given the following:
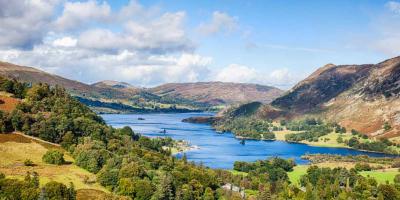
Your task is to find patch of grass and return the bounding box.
[359,168,399,184]
[245,189,258,197]
[314,162,355,169]
[0,133,108,193]
[288,165,308,185]
[228,170,248,176]
[274,130,303,140]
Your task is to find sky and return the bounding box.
[0,0,399,89]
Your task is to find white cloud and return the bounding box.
[54,0,111,31]
[213,64,298,88]
[52,37,77,47]
[0,0,296,88]
[214,64,258,83]
[367,1,400,55]
[0,43,211,86]
[77,11,193,53]
[386,1,400,14]
[374,37,400,55]
[198,11,238,36]
[0,0,59,49]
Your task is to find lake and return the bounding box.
[102,112,392,169]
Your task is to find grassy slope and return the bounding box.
[0,133,107,193]
[288,165,399,185]
[288,165,308,186]
[359,168,399,184]
[274,129,400,153]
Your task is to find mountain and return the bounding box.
[321,57,400,138]
[92,80,139,91]
[0,61,92,95]
[245,56,400,138]
[0,61,196,112]
[0,61,283,112]
[150,82,284,106]
[270,63,374,113]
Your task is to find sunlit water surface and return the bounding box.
[102,113,393,169]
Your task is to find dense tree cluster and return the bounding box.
[0,77,29,98]
[215,117,277,140]
[342,137,399,154]
[285,119,332,142]
[0,77,224,199]
[298,166,400,200]
[0,172,76,200]
[234,157,295,186]
[231,158,400,199]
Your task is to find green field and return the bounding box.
[228,170,248,176]
[288,165,308,185]
[359,169,399,184]
[288,165,399,185]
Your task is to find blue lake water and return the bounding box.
[102,113,393,169]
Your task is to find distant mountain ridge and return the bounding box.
[150,82,284,106]
[0,61,284,112]
[92,80,138,90]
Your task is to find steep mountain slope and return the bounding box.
[322,56,400,138]
[271,63,374,113]
[230,56,400,138]
[150,82,284,106]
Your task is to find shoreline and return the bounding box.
[164,140,200,155]
[224,130,398,156]
[181,116,399,155]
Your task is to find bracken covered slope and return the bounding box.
[322,56,400,138]
[150,82,284,106]
[251,56,400,138]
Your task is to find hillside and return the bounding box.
[150,82,284,106]
[0,61,284,111]
[0,61,129,99]
[239,56,400,139]
[0,62,201,112]
[322,56,400,138]
[0,133,110,199]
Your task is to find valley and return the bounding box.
[201,56,400,156]
[0,61,283,114]
[1,64,400,199]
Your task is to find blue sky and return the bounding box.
[0,0,399,88]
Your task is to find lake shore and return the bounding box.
[163,140,200,155]
[182,116,398,155]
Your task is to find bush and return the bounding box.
[24,159,34,166]
[383,122,392,131]
[42,150,65,165]
[42,181,76,200]
[354,163,371,172]
[391,161,400,168]
[337,136,344,143]
[394,174,400,184]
